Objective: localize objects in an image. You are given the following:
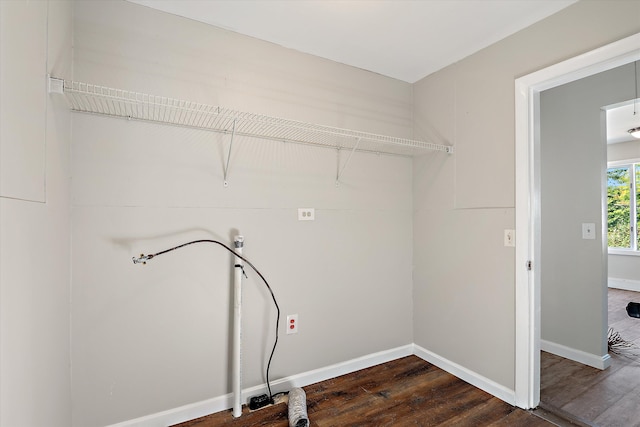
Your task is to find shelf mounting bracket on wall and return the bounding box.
[336,137,362,186]
[223,119,236,187]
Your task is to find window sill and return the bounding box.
[608,249,640,257]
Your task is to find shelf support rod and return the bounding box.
[336,138,362,186]
[223,119,237,187]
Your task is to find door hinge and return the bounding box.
[526,260,532,271]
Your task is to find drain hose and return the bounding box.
[288,387,309,427]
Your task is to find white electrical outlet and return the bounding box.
[504,229,515,247]
[286,314,298,334]
[298,208,315,221]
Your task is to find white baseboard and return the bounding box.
[106,394,231,427]
[266,344,414,392]
[608,277,640,292]
[541,339,611,370]
[413,344,516,406]
[106,344,414,427]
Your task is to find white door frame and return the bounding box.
[514,33,640,409]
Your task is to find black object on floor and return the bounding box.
[627,302,640,318]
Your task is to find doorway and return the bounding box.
[538,288,640,425]
[514,33,640,409]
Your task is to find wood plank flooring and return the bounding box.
[609,288,640,349]
[540,288,640,427]
[175,355,552,427]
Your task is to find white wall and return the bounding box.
[71,2,414,425]
[0,1,72,426]
[412,0,640,391]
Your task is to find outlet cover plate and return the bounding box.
[582,223,596,239]
[504,229,515,247]
[286,314,298,334]
[298,208,315,221]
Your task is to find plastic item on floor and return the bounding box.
[626,302,640,318]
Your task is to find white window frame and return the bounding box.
[608,159,640,256]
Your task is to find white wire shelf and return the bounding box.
[51,78,453,157]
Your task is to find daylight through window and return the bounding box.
[607,164,640,250]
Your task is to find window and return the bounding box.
[607,163,640,251]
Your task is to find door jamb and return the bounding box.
[514,33,640,409]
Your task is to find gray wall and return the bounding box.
[413,0,640,390]
[609,253,640,282]
[3,1,640,426]
[540,64,636,357]
[71,2,414,425]
[0,1,72,426]
[608,139,640,163]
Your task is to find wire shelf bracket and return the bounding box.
[336,138,362,186]
[223,119,236,187]
[50,77,453,184]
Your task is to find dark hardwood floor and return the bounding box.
[540,288,640,427]
[175,355,552,427]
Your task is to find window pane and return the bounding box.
[636,164,640,249]
[608,166,631,248]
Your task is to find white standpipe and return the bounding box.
[232,235,244,418]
